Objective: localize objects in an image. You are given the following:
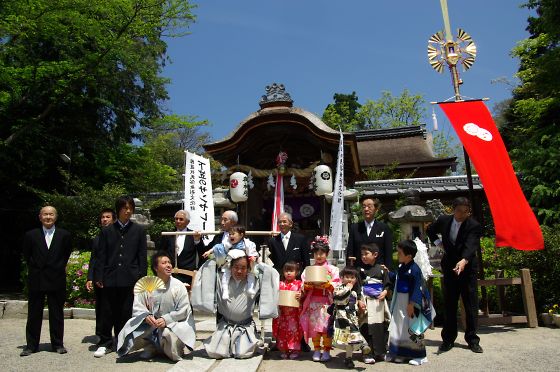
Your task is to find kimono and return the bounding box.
[388,261,432,360]
[300,261,340,340]
[196,262,280,359]
[116,276,196,361]
[360,263,391,357]
[272,279,303,352]
[331,284,368,349]
[204,272,259,359]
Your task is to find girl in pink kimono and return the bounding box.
[300,236,340,362]
[272,261,303,359]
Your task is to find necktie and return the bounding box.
[45,231,53,249]
[283,235,289,249]
[450,221,459,243]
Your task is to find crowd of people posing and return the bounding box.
[21,195,483,367]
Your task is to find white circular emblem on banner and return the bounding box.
[463,122,493,142]
[300,204,315,218]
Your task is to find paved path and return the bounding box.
[2,315,560,372]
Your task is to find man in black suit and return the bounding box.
[346,196,393,270]
[267,212,310,276]
[86,208,116,342]
[21,205,72,356]
[93,196,147,358]
[162,210,205,285]
[427,197,483,354]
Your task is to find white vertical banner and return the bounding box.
[184,151,215,244]
[329,129,345,251]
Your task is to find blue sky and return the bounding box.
[162,1,533,142]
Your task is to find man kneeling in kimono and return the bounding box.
[116,251,196,361]
[196,250,279,359]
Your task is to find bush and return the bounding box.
[66,251,95,308]
[481,225,560,314]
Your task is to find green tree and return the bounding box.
[0,0,197,198]
[359,90,426,129]
[321,92,365,131]
[501,0,560,225]
[140,114,210,184]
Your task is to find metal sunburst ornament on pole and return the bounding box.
[427,0,487,310]
[427,1,477,101]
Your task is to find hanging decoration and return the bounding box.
[290,174,297,190]
[229,171,248,203]
[271,152,287,231]
[313,164,333,196]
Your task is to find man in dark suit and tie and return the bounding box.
[93,196,147,358]
[21,205,72,356]
[267,212,310,276]
[346,196,393,270]
[162,210,205,285]
[427,197,483,354]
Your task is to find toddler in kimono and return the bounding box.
[202,225,259,298]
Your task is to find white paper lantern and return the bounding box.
[229,172,248,203]
[313,165,332,196]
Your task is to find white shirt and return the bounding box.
[281,231,291,249]
[364,220,375,236]
[43,226,55,249]
[450,219,462,243]
[221,232,229,245]
[176,227,188,256]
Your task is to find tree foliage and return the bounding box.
[359,90,426,129]
[321,92,365,131]
[0,0,197,200]
[140,114,210,184]
[501,0,560,225]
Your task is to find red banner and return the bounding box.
[439,100,543,250]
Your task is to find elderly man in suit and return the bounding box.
[162,210,205,285]
[427,197,483,354]
[93,196,147,358]
[21,206,72,356]
[267,212,310,275]
[205,210,239,249]
[346,196,393,270]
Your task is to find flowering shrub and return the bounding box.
[545,304,559,315]
[66,251,95,308]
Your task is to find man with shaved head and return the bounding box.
[21,206,72,356]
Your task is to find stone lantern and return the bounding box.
[388,189,433,242]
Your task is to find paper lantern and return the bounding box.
[313,164,332,196]
[229,172,248,203]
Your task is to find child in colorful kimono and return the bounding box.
[272,261,303,359]
[300,236,340,362]
[359,243,391,364]
[387,239,432,366]
[202,225,259,299]
[331,266,371,368]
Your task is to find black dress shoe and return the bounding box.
[344,357,355,369]
[20,348,36,357]
[469,343,483,353]
[438,342,454,352]
[55,346,68,354]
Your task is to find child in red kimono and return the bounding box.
[300,236,341,362]
[272,261,303,359]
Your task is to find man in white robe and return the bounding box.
[201,251,278,359]
[116,251,196,361]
